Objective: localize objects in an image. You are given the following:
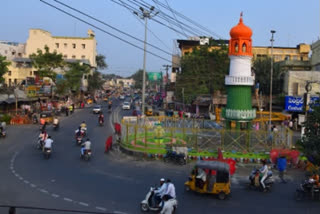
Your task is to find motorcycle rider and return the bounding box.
[260,160,269,192]
[81,138,91,157]
[43,136,53,152]
[98,112,104,124]
[154,178,167,206]
[39,130,48,148]
[53,116,59,128]
[164,179,176,200]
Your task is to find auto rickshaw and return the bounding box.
[184,160,231,200]
[103,96,108,102]
[39,111,53,124]
[86,98,93,104]
[145,106,153,116]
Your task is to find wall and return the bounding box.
[3,62,34,86]
[311,40,320,71]
[0,41,25,60]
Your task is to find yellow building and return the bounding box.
[3,58,34,87]
[311,39,320,70]
[177,39,310,62]
[25,29,97,67]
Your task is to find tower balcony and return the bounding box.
[225,75,254,86]
[224,108,256,120]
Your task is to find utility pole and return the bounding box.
[269,30,276,130]
[163,65,171,109]
[134,6,158,115]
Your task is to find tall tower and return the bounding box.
[223,14,256,129]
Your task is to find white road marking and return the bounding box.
[39,189,49,194]
[78,202,89,207]
[30,184,37,188]
[96,207,107,211]
[64,197,73,202]
[114,211,128,214]
[18,176,23,180]
[51,194,60,198]
[23,180,29,184]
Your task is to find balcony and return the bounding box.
[225,75,254,86]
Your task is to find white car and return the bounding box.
[122,102,130,110]
[93,105,102,114]
[119,95,125,100]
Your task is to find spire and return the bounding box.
[240,12,243,23]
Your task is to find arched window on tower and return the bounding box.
[235,42,239,53]
[242,43,247,53]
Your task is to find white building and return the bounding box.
[284,71,320,96]
[116,78,135,88]
[0,41,25,60]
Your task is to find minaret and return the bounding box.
[223,14,256,129]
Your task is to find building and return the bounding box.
[115,78,135,88]
[3,58,34,87]
[0,41,25,60]
[177,39,310,63]
[284,71,320,96]
[222,15,256,129]
[25,29,97,67]
[311,39,320,71]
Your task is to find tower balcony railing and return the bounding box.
[225,75,254,86]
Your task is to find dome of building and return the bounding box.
[230,16,252,39]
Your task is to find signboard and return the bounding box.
[285,96,319,112]
[147,72,162,81]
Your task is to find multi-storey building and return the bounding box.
[311,39,320,71]
[0,41,25,61]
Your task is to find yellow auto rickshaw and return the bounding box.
[86,98,93,104]
[103,97,108,102]
[40,111,53,124]
[184,160,231,200]
[145,106,153,116]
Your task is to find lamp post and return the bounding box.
[134,6,158,115]
[269,30,276,129]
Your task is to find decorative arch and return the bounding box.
[235,42,239,53]
[242,42,247,53]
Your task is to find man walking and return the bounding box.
[277,155,287,183]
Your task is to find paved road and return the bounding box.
[0,99,319,214]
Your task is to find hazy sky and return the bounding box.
[1,0,319,77]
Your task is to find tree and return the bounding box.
[253,57,282,95]
[0,55,11,84]
[96,54,108,70]
[88,71,105,94]
[29,46,64,82]
[64,62,90,93]
[299,102,320,165]
[176,44,229,104]
[130,69,143,89]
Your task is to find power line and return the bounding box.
[53,0,171,56]
[163,0,188,37]
[40,0,177,66]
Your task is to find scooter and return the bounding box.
[0,130,6,138]
[32,115,38,124]
[76,136,83,146]
[53,123,59,131]
[37,137,43,150]
[140,187,178,212]
[295,178,320,201]
[43,148,51,159]
[248,168,274,192]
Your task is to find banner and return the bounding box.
[147,72,162,81]
[285,96,319,112]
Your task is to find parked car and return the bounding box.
[119,95,125,100]
[122,102,131,110]
[93,105,102,114]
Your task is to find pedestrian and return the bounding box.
[105,136,113,153]
[293,118,298,131]
[72,103,75,112]
[65,106,69,116]
[288,120,293,130]
[69,105,73,114]
[277,155,287,183]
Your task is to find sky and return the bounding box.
[1,0,319,77]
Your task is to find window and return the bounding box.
[81,55,85,59]
[285,55,290,60]
[82,44,86,49]
[8,71,11,76]
[300,56,304,61]
[72,55,76,59]
[8,79,12,87]
[30,71,33,76]
[64,43,68,48]
[14,79,17,85]
[18,53,22,57]
[63,55,67,58]
[242,43,247,53]
[12,51,16,56]
[55,43,59,48]
[235,43,239,52]
[72,43,76,49]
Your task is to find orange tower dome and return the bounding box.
[229,13,252,56]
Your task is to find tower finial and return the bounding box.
[239,11,243,23]
[240,11,243,17]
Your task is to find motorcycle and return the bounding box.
[81,149,92,161]
[99,119,104,126]
[0,130,6,138]
[32,115,38,124]
[140,187,178,212]
[76,136,83,146]
[248,168,274,192]
[53,123,59,131]
[163,150,186,165]
[43,148,51,159]
[37,137,44,150]
[295,178,320,201]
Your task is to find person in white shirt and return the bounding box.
[259,160,269,191]
[160,195,176,214]
[154,178,167,205]
[53,117,59,126]
[164,179,176,199]
[44,136,53,151]
[81,138,91,156]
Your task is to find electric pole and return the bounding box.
[269,30,276,130]
[134,6,159,115]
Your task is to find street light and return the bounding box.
[134,6,158,115]
[269,30,276,129]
